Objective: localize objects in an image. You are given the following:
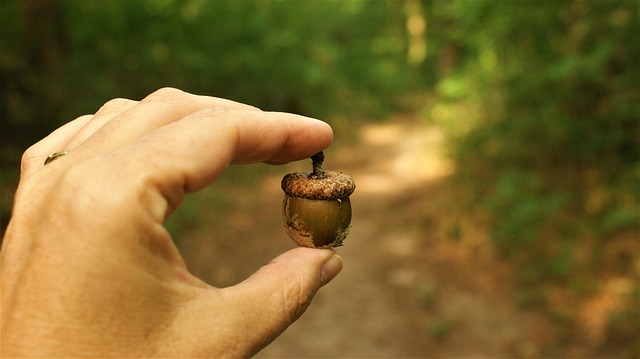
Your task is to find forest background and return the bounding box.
[1,0,638,357]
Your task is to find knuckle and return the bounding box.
[142,87,187,103]
[96,98,136,115]
[20,144,41,172]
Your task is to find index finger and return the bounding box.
[97,108,333,216]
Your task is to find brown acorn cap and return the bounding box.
[281,171,355,200]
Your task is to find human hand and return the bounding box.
[1,88,342,357]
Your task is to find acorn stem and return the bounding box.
[310,151,326,179]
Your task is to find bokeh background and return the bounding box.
[1,0,638,357]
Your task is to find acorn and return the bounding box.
[281,151,355,248]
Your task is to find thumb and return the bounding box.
[171,248,343,357]
[232,247,343,322]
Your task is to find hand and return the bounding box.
[1,88,342,357]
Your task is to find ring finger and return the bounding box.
[23,98,139,175]
[21,115,93,177]
[64,98,139,149]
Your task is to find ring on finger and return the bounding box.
[44,151,69,165]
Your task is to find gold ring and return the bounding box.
[44,151,68,165]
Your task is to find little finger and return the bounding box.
[20,115,93,176]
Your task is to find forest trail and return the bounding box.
[179,114,553,358]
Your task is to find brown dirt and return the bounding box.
[176,114,636,358]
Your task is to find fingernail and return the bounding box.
[320,254,343,286]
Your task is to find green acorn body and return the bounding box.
[281,153,355,248]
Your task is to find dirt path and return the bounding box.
[178,115,552,357]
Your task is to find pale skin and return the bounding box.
[0,88,342,357]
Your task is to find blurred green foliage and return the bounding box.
[430,1,639,349]
[437,0,637,268]
[429,0,638,325]
[1,0,417,157]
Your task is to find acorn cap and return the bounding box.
[281,171,355,200]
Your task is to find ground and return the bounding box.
[174,114,637,358]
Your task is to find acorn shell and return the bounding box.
[282,195,352,248]
[281,170,355,248]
